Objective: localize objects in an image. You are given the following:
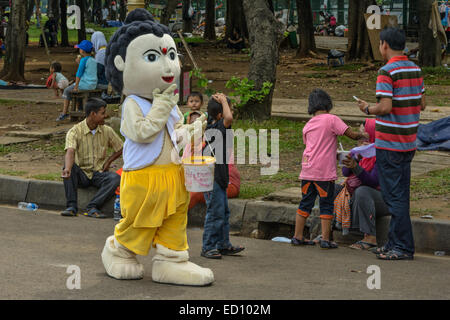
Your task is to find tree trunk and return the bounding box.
[0,0,27,81]
[296,0,316,58]
[346,0,376,61]
[93,0,101,24]
[160,0,178,26]
[119,0,126,22]
[204,0,216,41]
[76,0,86,43]
[242,0,278,120]
[48,0,59,22]
[60,0,69,46]
[26,0,35,20]
[225,0,248,41]
[416,0,442,67]
[183,0,193,33]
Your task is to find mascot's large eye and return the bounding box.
[144,53,159,62]
[169,52,176,60]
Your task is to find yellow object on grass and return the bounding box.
[114,163,190,256]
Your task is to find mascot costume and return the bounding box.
[101,8,213,286]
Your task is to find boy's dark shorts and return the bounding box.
[297,180,335,220]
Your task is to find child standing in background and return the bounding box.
[47,61,69,98]
[201,93,244,259]
[292,89,369,249]
[183,92,207,124]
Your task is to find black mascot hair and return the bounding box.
[105,8,171,93]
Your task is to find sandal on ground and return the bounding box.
[349,240,377,250]
[219,245,245,255]
[320,239,338,249]
[201,248,222,259]
[369,245,390,254]
[376,250,414,261]
[291,237,315,246]
[83,208,107,219]
[61,207,77,217]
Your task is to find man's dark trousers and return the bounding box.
[376,149,415,256]
[63,163,121,213]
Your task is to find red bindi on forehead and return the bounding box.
[161,48,168,55]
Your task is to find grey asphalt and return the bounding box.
[1,205,449,300]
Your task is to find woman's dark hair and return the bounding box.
[187,91,203,103]
[308,89,333,115]
[85,98,107,118]
[207,96,231,124]
[379,27,406,51]
[51,61,62,73]
[105,8,171,93]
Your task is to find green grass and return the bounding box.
[422,66,450,86]
[411,167,450,200]
[0,98,30,106]
[233,118,305,153]
[28,15,206,45]
[0,144,23,156]
[239,184,276,199]
[31,172,61,181]
[0,168,27,176]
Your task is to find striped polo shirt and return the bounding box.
[375,55,425,152]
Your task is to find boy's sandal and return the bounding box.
[84,208,107,219]
[219,245,245,255]
[320,239,338,249]
[201,249,222,259]
[61,207,77,217]
[376,250,414,261]
[349,240,377,250]
[291,237,316,246]
[369,245,390,254]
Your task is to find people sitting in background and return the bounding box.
[57,40,98,121]
[61,98,123,218]
[91,31,109,90]
[227,28,245,53]
[333,118,390,250]
[46,61,69,98]
[41,14,58,47]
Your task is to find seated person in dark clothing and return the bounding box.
[61,98,123,218]
[42,14,58,47]
[227,28,245,53]
[333,118,390,250]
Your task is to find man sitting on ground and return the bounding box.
[61,98,123,218]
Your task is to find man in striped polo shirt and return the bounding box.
[356,28,426,260]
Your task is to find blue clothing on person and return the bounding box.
[76,56,98,90]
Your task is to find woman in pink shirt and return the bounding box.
[292,89,368,249]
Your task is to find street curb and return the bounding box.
[1,175,448,254]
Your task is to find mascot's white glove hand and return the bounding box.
[152,84,179,115]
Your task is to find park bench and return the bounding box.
[69,89,104,122]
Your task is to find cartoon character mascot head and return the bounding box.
[101,8,212,287]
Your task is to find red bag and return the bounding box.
[46,74,54,88]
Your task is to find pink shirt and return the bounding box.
[299,113,348,181]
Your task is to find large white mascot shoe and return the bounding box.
[152,244,214,286]
[101,235,145,280]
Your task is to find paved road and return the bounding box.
[1,205,449,300]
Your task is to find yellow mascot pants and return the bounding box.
[114,163,190,256]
